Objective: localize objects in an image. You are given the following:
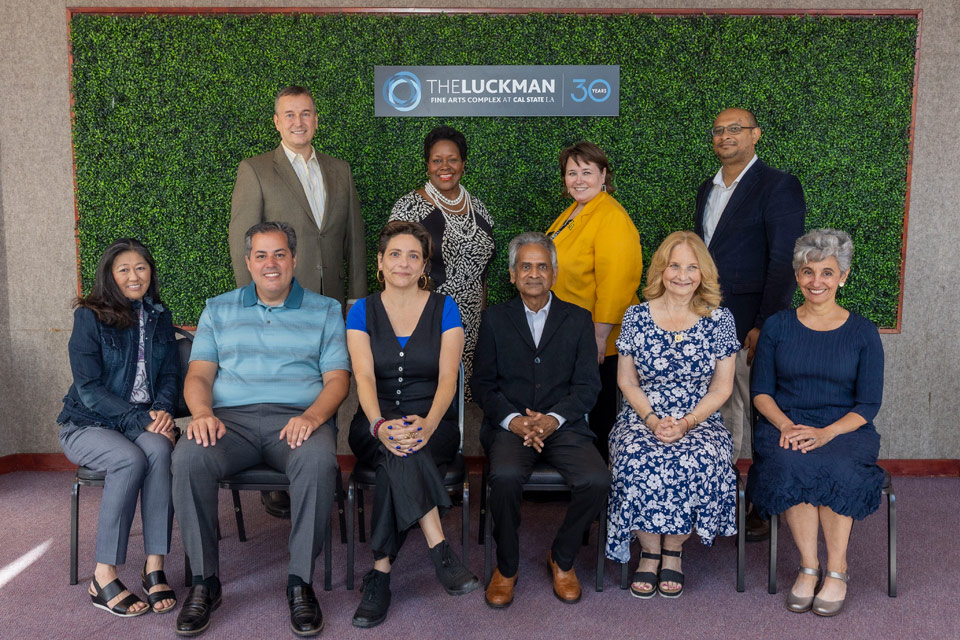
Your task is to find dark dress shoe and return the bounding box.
[175,583,222,637]
[548,552,581,603]
[429,540,480,596]
[484,568,517,609]
[745,508,771,542]
[287,584,323,636]
[261,490,292,519]
[352,569,391,628]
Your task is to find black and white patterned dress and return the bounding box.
[390,191,495,396]
[605,303,740,563]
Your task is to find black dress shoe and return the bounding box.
[175,583,222,637]
[745,508,771,542]
[428,540,480,596]
[352,569,391,628]
[261,490,292,519]
[287,584,323,637]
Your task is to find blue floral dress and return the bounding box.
[606,303,741,563]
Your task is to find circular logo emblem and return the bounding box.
[383,72,422,112]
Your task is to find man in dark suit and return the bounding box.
[228,85,366,519]
[472,232,610,608]
[694,107,806,536]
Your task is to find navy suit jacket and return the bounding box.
[471,295,601,446]
[694,158,806,343]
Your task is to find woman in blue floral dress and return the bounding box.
[606,231,740,599]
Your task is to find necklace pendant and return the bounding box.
[673,333,685,343]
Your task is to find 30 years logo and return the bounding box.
[569,78,611,103]
[383,71,422,112]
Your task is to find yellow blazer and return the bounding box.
[546,191,643,356]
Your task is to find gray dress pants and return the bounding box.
[59,422,174,565]
[171,404,337,583]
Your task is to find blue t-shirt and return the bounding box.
[190,279,351,409]
[346,295,462,347]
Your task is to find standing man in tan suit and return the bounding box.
[229,85,366,307]
[229,85,366,519]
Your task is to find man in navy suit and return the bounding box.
[472,232,610,608]
[694,107,806,479]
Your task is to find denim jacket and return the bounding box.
[57,298,179,441]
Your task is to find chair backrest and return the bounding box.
[173,327,194,420]
[457,361,465,452]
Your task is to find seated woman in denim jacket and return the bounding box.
[58,238,179,617]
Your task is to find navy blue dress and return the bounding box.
[747,309,885,520]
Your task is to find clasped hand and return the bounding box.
[146,409,176,445]
[377,415,435,457]
[652,416,686,444]
[779,422,831,452]
[509,409,560,452]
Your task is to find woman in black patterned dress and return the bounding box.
[390,126,495,396]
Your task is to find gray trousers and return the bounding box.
[59,422,173,565]
[718,348,751,462]
[171,404,337,583]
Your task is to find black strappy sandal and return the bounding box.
[142,565,177,614]
[629,551,661,599]
[90,577,149,617]
[658,548,684,598]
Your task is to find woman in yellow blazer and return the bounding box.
[546,142,643,460]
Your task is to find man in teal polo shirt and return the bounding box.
[172,221,350,638]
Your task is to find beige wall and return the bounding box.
[1,0,957,460]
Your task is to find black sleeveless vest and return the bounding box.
[366,292,456,421]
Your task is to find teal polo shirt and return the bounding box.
[190,279,351,409]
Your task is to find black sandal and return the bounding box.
[629,551,660,599]
[142,565,177,614]
[658,548,684,598]
[90,577,149,617]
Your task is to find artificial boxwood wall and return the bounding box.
[70,12,917,327]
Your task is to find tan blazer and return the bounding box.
[228,145,366,305]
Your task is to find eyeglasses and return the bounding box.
[710,124,757,137]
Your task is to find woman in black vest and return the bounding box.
[346,221,479,628]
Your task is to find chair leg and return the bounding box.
[768,514,778,594]
[582,528,591,546]
[620,561,629,590]
[595,498,606,592]
[232,490,246,542]
[461,480,470,567]
[477,465,488,546]
[888,486,897,597]
[357,487,366,544]
[346,478,356,590]
[336,471,347,544]
[184,553,192,587]
[737,477,746,592]
[324,516,332,592]
[70,480,80,585]
[483,481,493,587]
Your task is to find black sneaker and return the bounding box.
[428,540,480,596]
[352,570,391,628]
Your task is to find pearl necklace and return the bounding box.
[424,182,479,240]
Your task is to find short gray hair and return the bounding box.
[508,232,558,271]
[244,221,298,258]
[792,228,853,273]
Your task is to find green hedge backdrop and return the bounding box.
[70,12,917,327]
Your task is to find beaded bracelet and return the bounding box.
[642,411,656,427]
[371,417,387,439]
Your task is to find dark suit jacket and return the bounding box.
[471,295,601,447]
[228,145,366,305]
[694,158,806,342]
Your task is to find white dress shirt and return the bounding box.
[500,293,566,430]
[281,142,326,232]
[702,154,758,247]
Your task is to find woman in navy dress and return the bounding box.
[346,221,479,629]
[606,232,740,599]
[748,228,884,617]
